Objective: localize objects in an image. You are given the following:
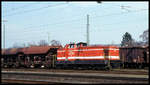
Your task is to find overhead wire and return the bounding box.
[90,8,148,32]
[91,8,148,19]
[91,16,148,32]
[3,3,68,17]
[7,8,148,36]
[3,3,124,30]
[25,8,148,31]
[3,2,41,13]
[4,4,148,41]
[22,4,120,30]
[3,3,148,47]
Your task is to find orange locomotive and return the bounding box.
[56,42,120,69]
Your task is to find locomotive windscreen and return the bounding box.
[77,42,87,47]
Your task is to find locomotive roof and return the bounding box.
[57,44,119,50]
[2,46,62,55]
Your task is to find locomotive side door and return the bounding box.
[104,48,111,69]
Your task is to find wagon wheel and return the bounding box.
[105,66,112,71]
[14,62,20,68]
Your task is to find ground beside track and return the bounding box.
[1,70,149,84]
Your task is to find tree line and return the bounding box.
[9,29,148,48]
[121,29,149,47]
[11,40,61,48]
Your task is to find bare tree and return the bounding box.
[140,29,149,45]
[22,43,26,47]
[38,40,49,46]
[50,40,61,46]
[12,43,26,48]
[12,43,20,48]
[28,42,37,47]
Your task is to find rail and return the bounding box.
[2,71,148,84]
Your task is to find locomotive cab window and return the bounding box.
[69,44,74,48]
[77,42,87,47]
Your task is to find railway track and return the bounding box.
[2,71,148,84]
[2,79,56,84]
[2,68,148,75]
[2,79,82,84]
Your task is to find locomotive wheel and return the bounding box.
[30,65,34,68]
[15,63,20,68]
[105,66,112,71]
[41,65,45,68]
[4,65,8,68]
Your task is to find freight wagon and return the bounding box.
[1,46,61,68]
[119,46,149,68]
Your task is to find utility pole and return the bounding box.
[87,14,89,46]
[2,20,7,51]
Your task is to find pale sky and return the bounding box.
[1,1,149,48]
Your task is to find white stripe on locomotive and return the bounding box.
[57,56,120,60]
